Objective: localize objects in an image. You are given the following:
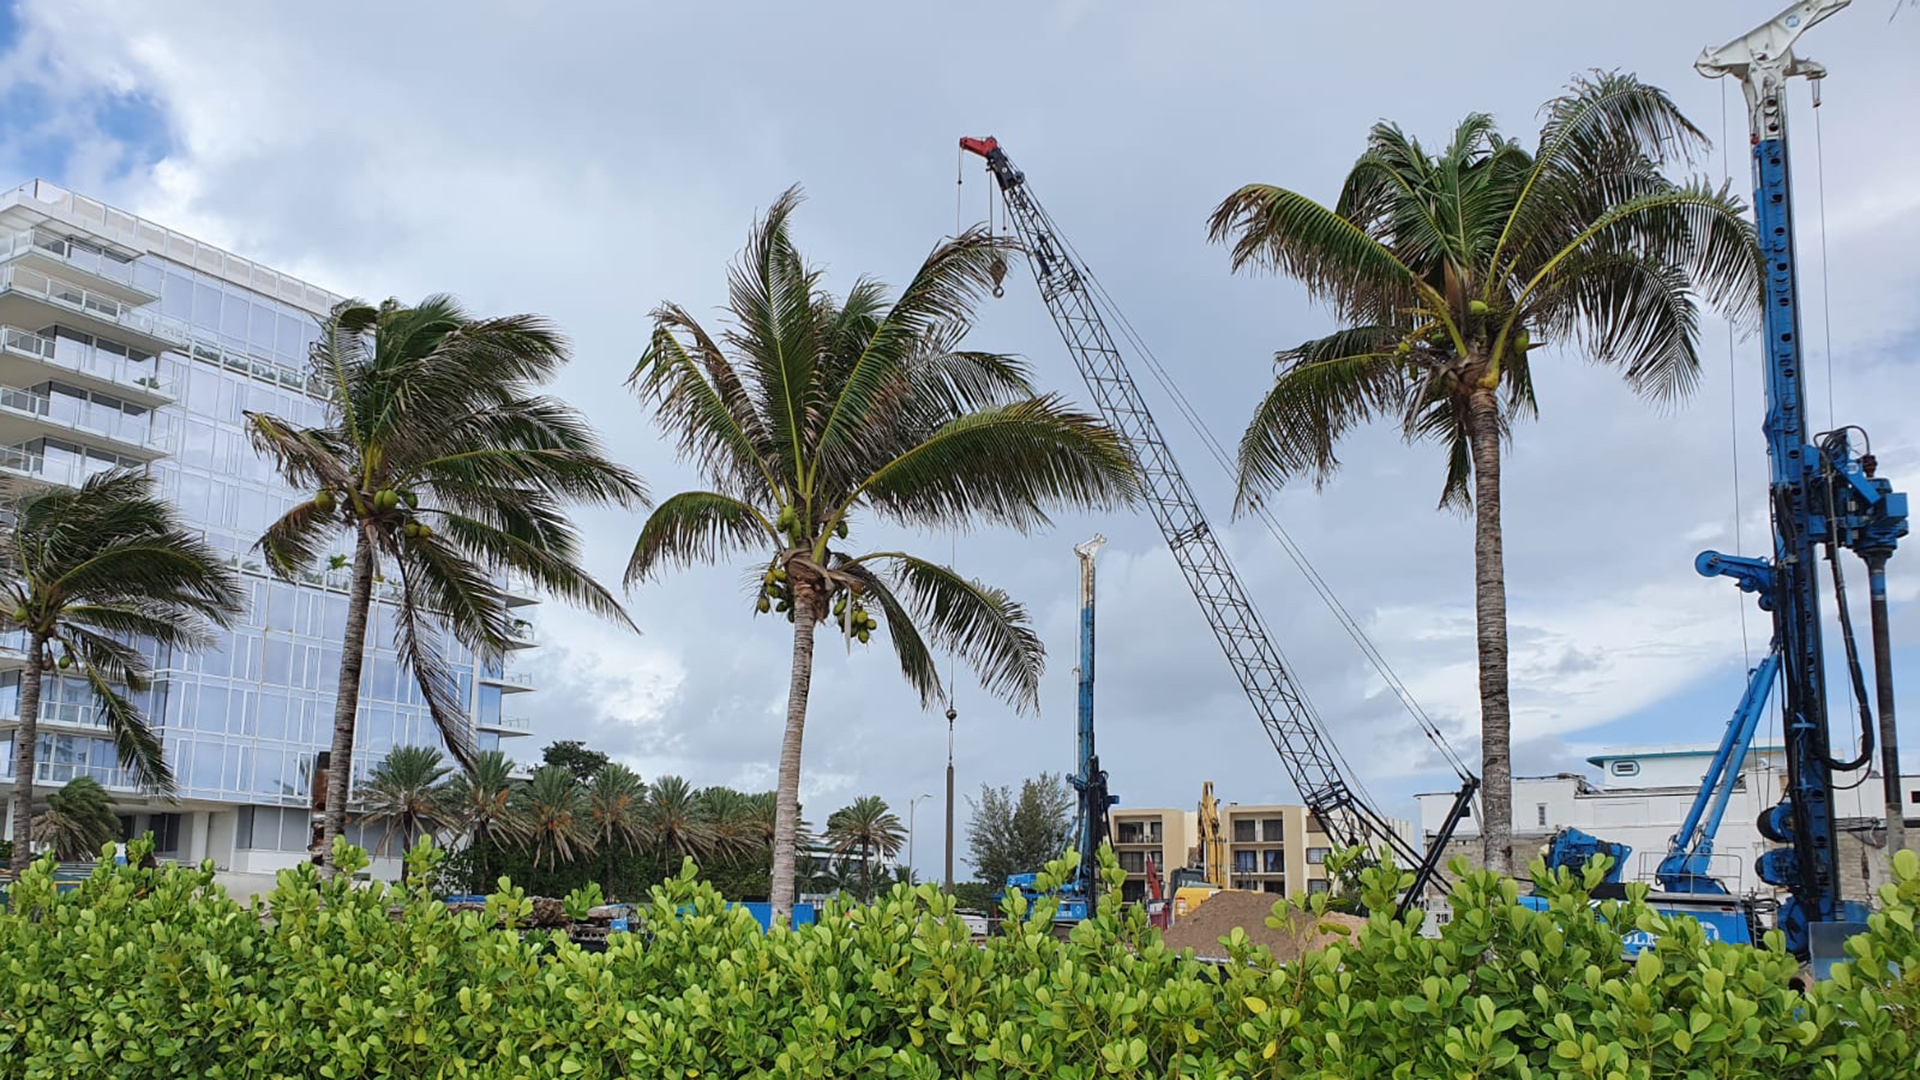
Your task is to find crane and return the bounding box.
[1541,1,1907,969]
[960,135,1479,919]
[1693,0,1905,965]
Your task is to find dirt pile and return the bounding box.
[1158,889,1366,962]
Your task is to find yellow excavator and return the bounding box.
[1169,782,1228,919]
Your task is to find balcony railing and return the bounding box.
[0,442,153,487]
[480,714,532,732]
[0,265,188,347]
[4,180,340,316]
[0,759,137,790]
[481,670,534,688]
[0,385,169,451]
[1,227,148,295]
[0,325,170,398]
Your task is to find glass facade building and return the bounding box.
[0,180,537,881]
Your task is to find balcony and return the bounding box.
[0,758,139,793]
[0,326,171,408]
[505,618,537,649]
[1,227,156,305]
[0,386,170,462]
[501,574,540,608]
[0,443,157,496]
[476,713,532,734]
[480,670,535,694]
[0,265,187,354]
[2,180,340,317]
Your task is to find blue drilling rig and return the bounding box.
[1540,1,1908,971]
[999,536,1115,925]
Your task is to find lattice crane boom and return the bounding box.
[960,136,1477,914]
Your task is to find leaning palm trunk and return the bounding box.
[321,538,377,871]
[1467,387,1511,876]
[7,633,47,871]
[771,586,819,925]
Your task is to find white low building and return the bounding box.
[1417,745,1920,897]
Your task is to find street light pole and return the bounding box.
[944,704,957,892]
[907,792,933,882]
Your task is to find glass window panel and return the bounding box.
[266,585,295,632]
[248,303,276,349]
[191,739,222,791]
[324,598,347,641]
[257,692,288,740]
[263,638,291,685]
[192,282,223,329]
[193,682,228,731]
[234,805,253,849]
[229,689,254,735]
[219,292,247,339]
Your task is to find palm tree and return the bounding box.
[627,188,1135,921]
[30,776,121,861]
[1207,73,1759,874]
[246,295,647,872]
[518,765,586,871]
[443,750,526,886]
[641,775,722,866]
[358,745,454,860]
[824,795,906,902]
[585,763,647,895]
[3,469,244,871]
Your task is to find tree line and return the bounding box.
[4,71,1761,917]
[356,739,910,904]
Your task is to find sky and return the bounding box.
[2,0,1916,881]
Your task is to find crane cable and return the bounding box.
[1047,215,1473,787]
[1031,202,1470,804]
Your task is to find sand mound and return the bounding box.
[1158,889,1366,962]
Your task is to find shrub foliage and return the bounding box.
[1,838,1914,1078]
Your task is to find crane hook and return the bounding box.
[989,255,1007,299]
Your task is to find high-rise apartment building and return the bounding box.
[0,180,538,888]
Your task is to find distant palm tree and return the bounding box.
[1207,73,1758,873]
[642,775,721,865]
[247,295,646,873]
[30,776,121,861]
[518,765,586,871]
[695,786,760,855]
[627,189,1136,921]
[359,745,454,860]
[585,763,648,895]
[443,750,527,885]
[3,469,243,871]
[825,795,906,902]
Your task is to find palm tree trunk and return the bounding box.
[1467,386,1513,877]
[8,633,48,873]
[321,536,377,874]
[769,583,818,926]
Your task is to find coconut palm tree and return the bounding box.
[30,776,121,861]
[585,762,647,894]
[824,794,906,902]
[3,469,244,871]
[518,765,586,871]
[246,295,647,872]
[443,750,526,886]
[1207,72,1759,873]
[358,745,454,860]
[627,188,1136,921]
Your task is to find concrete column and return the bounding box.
[187,810,211,864]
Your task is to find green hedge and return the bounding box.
[1,838,1915,1079]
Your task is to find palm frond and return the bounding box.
[723,186,823,485]
[1209,183,1434,324]
[835,559,942,707]
[65,627,170,794]
[856,395,1135,532]
[812,228,1011,474]
[631,305,779,500]
[429,511,632,630]
[257,500,338,579]
[862,553,1044,715]
[1233,329,1415,509]
[387,545,485,770]
[625,491,771,587]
